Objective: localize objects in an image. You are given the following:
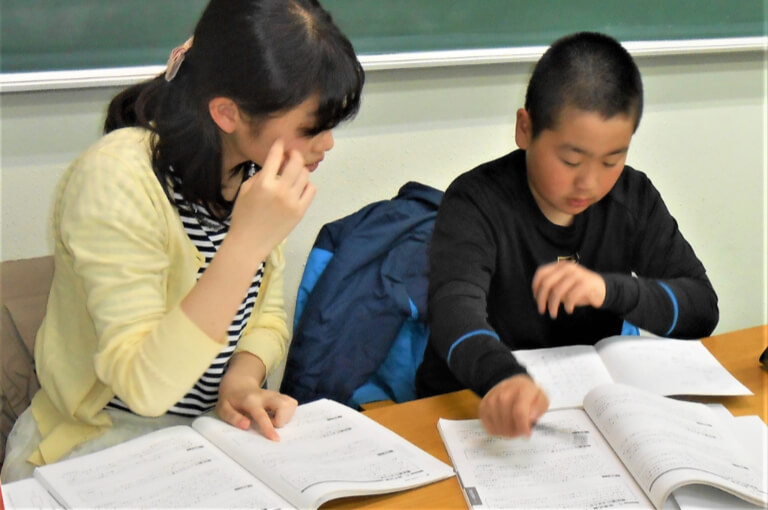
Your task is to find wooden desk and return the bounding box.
[323,324,768,509]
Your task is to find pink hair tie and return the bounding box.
[164,37,194,82]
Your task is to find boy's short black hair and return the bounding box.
[525,32,643,138]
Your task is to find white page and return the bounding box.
[33,425,292,509]
[702,403,735,423]
[512,344,614,409]
[672,485,762,510]
[1,477,63,509]
[662,496,682,510]
[595,336,752,396]
[584,384,768,510]
[193,399,454,509]
[673,415,768,509]
[437,409,653,509]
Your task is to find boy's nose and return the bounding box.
[574,164,599,190]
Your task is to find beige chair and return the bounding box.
[0,256,54,465]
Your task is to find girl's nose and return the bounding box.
[315,130,334,153]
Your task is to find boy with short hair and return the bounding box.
[416,32,719,438]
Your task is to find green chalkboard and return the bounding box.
[1,0,766,73]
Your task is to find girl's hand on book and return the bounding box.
[478,375,549,438]
[532,261,606,318]
[217,352,298,441]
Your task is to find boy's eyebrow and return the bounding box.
[559,144,629,157]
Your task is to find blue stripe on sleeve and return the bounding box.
[408,298,418,319]
[447,329,500,365]
[657,281,679,336]
[621,321,640,336]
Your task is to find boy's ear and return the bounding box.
[208,97,240,134]
[515,108,533,150]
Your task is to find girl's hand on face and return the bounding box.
[216,353,298,441]
[229,139,316,255]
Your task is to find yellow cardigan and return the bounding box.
[30,127,290,465]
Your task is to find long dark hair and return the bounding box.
[105,0,364,213]
[525,32,643,139]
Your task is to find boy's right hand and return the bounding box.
[478,374,549,437]
[229,139,316,256]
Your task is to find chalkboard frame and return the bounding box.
[1,0,766,92]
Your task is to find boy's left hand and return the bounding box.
[216,352,298,440]
[532,261,606,318]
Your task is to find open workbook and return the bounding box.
[512,335,752,409]
[1,398,453,509]
[438,383,768,510]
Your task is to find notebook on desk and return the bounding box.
[438,383,767,510]
[512,335,752,410]
[1,398,454,509]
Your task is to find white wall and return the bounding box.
[2,51,766,350]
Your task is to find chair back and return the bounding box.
[0,255,54,461]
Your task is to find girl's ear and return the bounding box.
[515,108,533,150]
[208,97,240,134]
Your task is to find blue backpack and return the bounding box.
[280,182,442,408]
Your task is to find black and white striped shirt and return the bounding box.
[107,164,264,416]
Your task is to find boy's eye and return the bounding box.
[603,160,620,168]
[561,159,580,167]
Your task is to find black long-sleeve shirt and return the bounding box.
[416,149,719,398]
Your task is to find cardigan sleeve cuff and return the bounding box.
[236,327,287,376]
[134,305,224,386]
[92,305,225,416]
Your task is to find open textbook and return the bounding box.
[1,398,453,509]
[672,414,768,510]
[438,383,768,510]
[512,336,752,409]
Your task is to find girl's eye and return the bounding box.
[299,123,325,137]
